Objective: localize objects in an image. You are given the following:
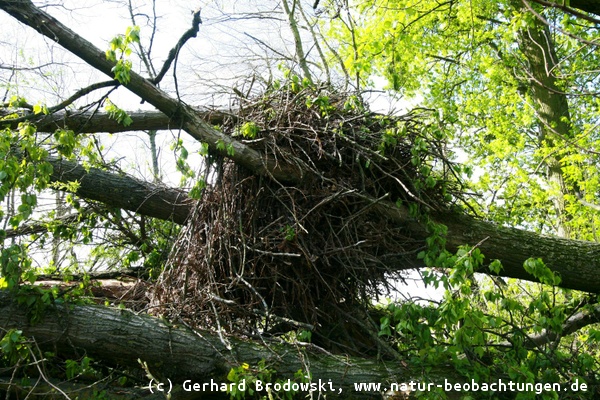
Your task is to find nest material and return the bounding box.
[151,85,457,354]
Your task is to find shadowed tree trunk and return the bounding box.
[516,0,574,238]
[0,291,467,400]
[37,158,600,293]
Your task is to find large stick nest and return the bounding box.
[151,84,460,354]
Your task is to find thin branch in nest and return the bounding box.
[242,244,301,258]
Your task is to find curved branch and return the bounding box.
[1,80,118,125]
[525,303,600,347]
[152,8,202,85]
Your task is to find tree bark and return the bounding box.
[0,109,232,134]
[0,291,465,400]
[48,157,193,224]
[516,3,573,238]
[42,158,600,293]
[375,202,600,293]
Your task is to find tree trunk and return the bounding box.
[41,159,600,293]
[532,0,600,17]
[516,4,573,238]
[0,291,465,400]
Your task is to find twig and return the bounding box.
[152,8,202,85]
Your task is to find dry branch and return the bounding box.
[152,8,202,85]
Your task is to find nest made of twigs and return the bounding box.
[150,84,459,355]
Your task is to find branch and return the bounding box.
[524,303,600,347]
[48,157,193,224]
[0,376,161,400]
[4,208,91,238]
[574,190,600,211]
[0,0,302,183]
[374,201,600,293]
[1,80,119,126]
[0,109,232,134]
[152,8,202,85]
[529,0,600,21]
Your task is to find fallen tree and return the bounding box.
[0,0,598,293]
[1,288,599,399]
[0,291,465,400]
[32,158,600,293]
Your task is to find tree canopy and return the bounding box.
[0,0,599,399]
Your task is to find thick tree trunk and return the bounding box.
[377,202,600,293]
[516,5,573,238]
[43,161,600,293]
[0,291,465,400]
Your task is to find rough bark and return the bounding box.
[0,291,464,400]
[516,4,573,238]
[376,202,600,293]
[48,157,193,224]
[41,159,600,293]
[434,210,600,293]
[0,109,233,134]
